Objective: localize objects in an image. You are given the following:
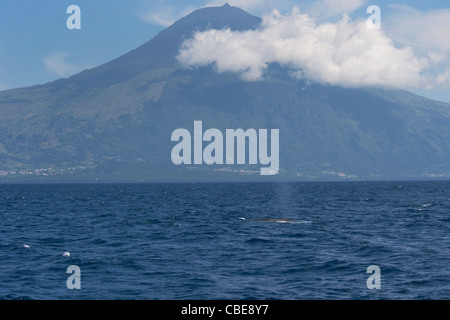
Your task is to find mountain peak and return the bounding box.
[170,3,261,33]
[138,3,261,66]
[67,4,261,88]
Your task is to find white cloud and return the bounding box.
[138,10,175,27]
[138,2,197,27]
[386,7,450,89]
[42,52,80,78]
[309,0,365,19]
[387,7,450,53]
[139,1,448,91]
[177,8,427,88]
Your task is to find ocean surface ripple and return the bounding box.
[0,181,449,300]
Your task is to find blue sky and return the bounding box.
[0,0,449,102]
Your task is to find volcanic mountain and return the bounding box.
[0,4,449,181]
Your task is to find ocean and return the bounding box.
[0,181,449,300]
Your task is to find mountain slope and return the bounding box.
[0,4,449,181]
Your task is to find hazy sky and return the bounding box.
[0,0,449,102]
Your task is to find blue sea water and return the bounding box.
[0,181,449,300]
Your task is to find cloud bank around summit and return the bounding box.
[177,7,431,89]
